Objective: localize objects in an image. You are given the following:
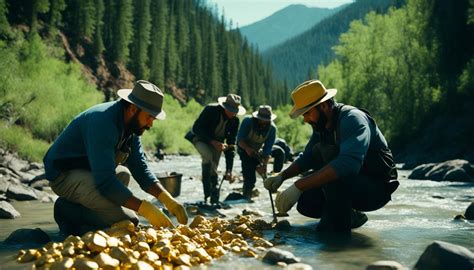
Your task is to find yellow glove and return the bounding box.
[275,184,302,214]
[137,200,174,228]
[158,191,188,225]
[264,173,283,192]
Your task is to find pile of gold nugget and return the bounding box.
[17,214,275,269]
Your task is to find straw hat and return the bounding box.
[289,80,337,119]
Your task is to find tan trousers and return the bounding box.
[193,141,221,175]
[50,165,138,226]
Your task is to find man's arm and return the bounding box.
[294,164,338,191]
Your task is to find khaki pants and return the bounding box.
[193,141,221,175]
[193,141,222,202]
[50,165,138,226]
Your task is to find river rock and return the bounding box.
[0,175,10,193]
[408,160,474,182]
[465,202,474,220]
[414,241,474,270]
[262,247,300,265]
[6,182,38,200]
[4,228,51,245]
[367,260,405,270]
[0,200,21,218]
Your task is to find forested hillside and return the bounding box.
[2,0,287,108]
[264,0,404,88]
[318,0,474,164]
[240,4,341,52]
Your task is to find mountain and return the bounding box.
[239,4,343,52]
[264,0,405,88]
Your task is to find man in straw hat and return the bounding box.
[44,80,188,235]
[185,94,246,207]
[264,80,399,232]
[236,105,277,200]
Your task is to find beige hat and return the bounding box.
[117,80,166,120]
[218,94,246,115]
[289,80,337,119]
[252,105,277,121]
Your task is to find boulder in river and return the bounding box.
[4,228,51,245]
[408,160,474,182]
[262,247,300,265]
[414,240,474,270]
[465,202,474,220]
[0,200,21,219]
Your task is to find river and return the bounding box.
[1,155,473,269]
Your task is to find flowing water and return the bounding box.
[1,155,473,269]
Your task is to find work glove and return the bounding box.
[158,191,188,225]
[275,184,302,214]
[263,173,283,193]
[137,200,174,228]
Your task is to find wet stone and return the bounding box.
[366,260,405,270]
[414,240,474,270]
[0,200,20,219]
[4,228,50,245]
[262,247,300,265]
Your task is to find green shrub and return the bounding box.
[0,121,50,161]
[273,104,312,152]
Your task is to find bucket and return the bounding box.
[156,172,182,197]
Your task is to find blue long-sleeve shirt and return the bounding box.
[237,116,276,156]
[43,101,157,205]
[295,104,388,178]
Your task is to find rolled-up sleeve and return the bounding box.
[329,111,370,178]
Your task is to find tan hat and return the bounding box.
[218,94,246,115]
[289,80,337,119]
[252,105,277,121]
[117,80,166,120]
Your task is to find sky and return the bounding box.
[208,0,354,27]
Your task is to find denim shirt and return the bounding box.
[295,103,388,178]
[237,116,276,156]
[43,101,157,205]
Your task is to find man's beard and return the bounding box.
[313,107,328,133]
[130,110,148,136]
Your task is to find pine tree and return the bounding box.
[113,0,133,63]
[92,0,104,57]
[47,0,65,33]
[164,1,178,85]
[130,0,151,79]
[31,0,49,32]
[149,0,168,87]
[0,0,10,36]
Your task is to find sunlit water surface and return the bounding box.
[1,155,473,269]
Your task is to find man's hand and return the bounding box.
[211,140,226,152]
[275,184,302,214]
[256,164,267,176]
[263,173,283,192]
[223,170,233,182]
[137,200,174,228]
[157,191,188,224]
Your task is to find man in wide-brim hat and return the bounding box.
[236,105,277,200]
[264,80,399,232]
[185,93,246,206]
[44,80,188,235]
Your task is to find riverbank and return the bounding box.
[1,154,473,269]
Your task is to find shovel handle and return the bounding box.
[259,172,278,223]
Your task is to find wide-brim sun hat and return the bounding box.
[218,93,246,115]
[289,80,337,119]
[117,80,166,120]
[252,105,277,121]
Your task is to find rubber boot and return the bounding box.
[201,163,212,203]
[209,174,219,205]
